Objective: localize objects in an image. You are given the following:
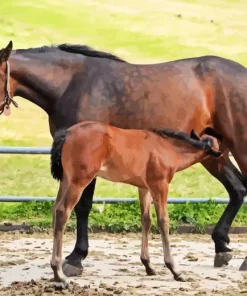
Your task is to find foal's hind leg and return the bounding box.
[49,120,96,277]
[51,178,93,282]
[149,181,182,281]
[138,188,156,275]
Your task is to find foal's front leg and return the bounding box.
[150,181,183,281]
[138,188,156,275]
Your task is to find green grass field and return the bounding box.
[0,0,246,204]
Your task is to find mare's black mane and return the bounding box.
[14,43,126,62]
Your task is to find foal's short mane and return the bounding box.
[14,43,126,62]
[152,129,213,150]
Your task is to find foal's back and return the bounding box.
[63,121,176,186]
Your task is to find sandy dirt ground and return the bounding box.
[0,231,247,295]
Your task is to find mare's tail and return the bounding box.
[50,129,70,181]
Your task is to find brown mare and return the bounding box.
[0,40,247,273]
[50,122,222,282]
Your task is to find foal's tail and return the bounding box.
[50,129,70,181]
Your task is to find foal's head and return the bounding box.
[190,128,222,158]
[0,40,16,116]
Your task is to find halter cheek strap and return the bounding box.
[0,61,18,115]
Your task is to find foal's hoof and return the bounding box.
[214,252,233,268]
[239,257,247,271]
[62,259,83,277]
[53,281,69,290]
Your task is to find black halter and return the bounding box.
[0,61,18,115]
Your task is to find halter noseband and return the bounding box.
[0,61,18,115]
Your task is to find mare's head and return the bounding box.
[190,128,222,158]
[0,40,17,116]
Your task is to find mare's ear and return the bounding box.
[207,149,222,158]
[190,129,201,140]
[0,41,13,64]
[204,127,223,142]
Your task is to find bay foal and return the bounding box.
[50,121,222,282]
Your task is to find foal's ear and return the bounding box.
[190,129,201,140]
[0,41,13,64]
[207,149,222,158]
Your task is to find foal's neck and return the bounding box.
[165,139,208,172]
[177,148,207,172]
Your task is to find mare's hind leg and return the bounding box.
[228,147,247,271]
[148,181,182,281]
[62,178,97,277]
[138,188,156,275]
[201,152,246,268]
[51,178,93,282]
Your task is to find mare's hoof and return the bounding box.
[146,268,156,276]
[174,274,185,282]
[214,252,233,267]
[239,257,247,271]
[62,259,83,277]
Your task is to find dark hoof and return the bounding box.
[174,274,185,282]
[239,257,247,271]
[62,259,83,277]
[146,268,156,276]
[53,282,69,290]
[214,252,233,267]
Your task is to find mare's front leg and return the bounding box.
[149,180,182,281]
[138,188,156,275]
[201,154,246,268]
[62,179,97,277]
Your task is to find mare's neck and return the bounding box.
[9,50,82,115]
